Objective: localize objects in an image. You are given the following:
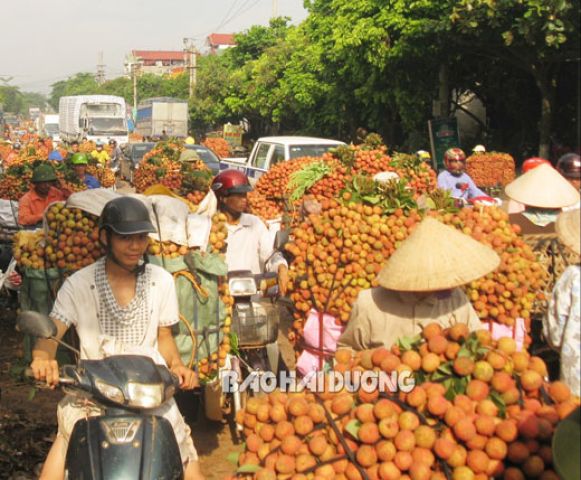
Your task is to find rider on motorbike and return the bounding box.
[211,169,288,293]
[30,196,204,480]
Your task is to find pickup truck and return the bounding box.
[219,136,345,182]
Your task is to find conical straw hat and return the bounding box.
[505,163,580,208]
[378,217,500,291]
[556,209,581,256]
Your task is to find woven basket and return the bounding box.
[524,233,580,313]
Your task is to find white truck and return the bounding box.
[135,97,188,140]
[219,136,346,183]
[38,114,60,143]
[59,95,129,145]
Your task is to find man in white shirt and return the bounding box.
[211,169,288,293]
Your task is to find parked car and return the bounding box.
[120,142,155,182]
[184,144,221,174]
[219,136,346,183]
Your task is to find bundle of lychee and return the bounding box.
[5,141,50,166]
[202,137,231,158]
[231,324,579,479]
[433,206,546,334]
[134,141,184,192]
[255,157,327,200]
[13,230,47,270]
[208,212,228,255]
[181,163,213,206]
[43,203,105,271]
[0,173,29,200]
[466,152,516,188]
[13,203,105,272]
[248,191,284,220]
[147,240,191,258]
[134,158,182,193]
[87,165,116,188]
[285,198,421,335]
[198,281,233,382]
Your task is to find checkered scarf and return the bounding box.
[94,257,151,345]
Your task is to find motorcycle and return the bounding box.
[225,269,283,434]
[17,311,184,479]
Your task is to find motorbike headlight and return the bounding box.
[127,382,163,409]
[229,277,257,296]
[95,379,125,405]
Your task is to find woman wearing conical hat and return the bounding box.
[543,209,581,397]
[338,217,500,351]
[504,163,580,235]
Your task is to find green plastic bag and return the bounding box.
[147,251,228,368]
[20,267,73,363]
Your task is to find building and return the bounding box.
[206,34,236,54]
[125,50,186,76]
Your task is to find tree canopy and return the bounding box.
[44,1,579,158]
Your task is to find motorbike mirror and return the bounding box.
[274,229,290,251]
[16,311,57,338]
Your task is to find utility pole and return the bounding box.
[125,55,141,115]
[131,62,139,113]
[96,51,106,85]
[272,0,278,17]
[183,38,198,99]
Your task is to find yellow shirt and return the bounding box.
[338,287,483,351]
[90,149,110,166]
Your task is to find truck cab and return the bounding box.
[220,136,345,182]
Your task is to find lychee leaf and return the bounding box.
[345,419,362,440]
[457,347,472,358]
[489,391,507,418]
[437,363,453,375]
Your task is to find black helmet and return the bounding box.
[557,153,581,180]
[99,197,156,235]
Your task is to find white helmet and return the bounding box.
[373,171,400,185]
[416,150,431,160]
[472,144,486,153]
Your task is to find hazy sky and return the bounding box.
[1,0,308,94]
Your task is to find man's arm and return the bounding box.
[31,318,69,387]
[157,326,198,389]
[466,175,487,199]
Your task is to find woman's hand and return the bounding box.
[7,271,22,287]
[31,358,60,388]
[171,364,199,390]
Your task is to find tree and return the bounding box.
[0,86,24,113]
[49,73,98,110]
[451,0,580,157]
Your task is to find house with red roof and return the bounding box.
[125,50,186,76]
[206,34,236,54]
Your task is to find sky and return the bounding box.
[0,0,308,95]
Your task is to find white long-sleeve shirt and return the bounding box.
[544,265,581,397]
[225,213,287,274]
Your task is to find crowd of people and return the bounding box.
[1,131,579,478]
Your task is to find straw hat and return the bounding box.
[377,217,500,291]
[556,209,581,256]
[505,163,580,209]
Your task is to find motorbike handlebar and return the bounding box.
[24,366,77,387]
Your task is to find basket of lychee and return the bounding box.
[230,323,579,479]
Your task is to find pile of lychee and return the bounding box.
[41,203,104,271]
[433,206,546,337]
[231,323,579,479]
